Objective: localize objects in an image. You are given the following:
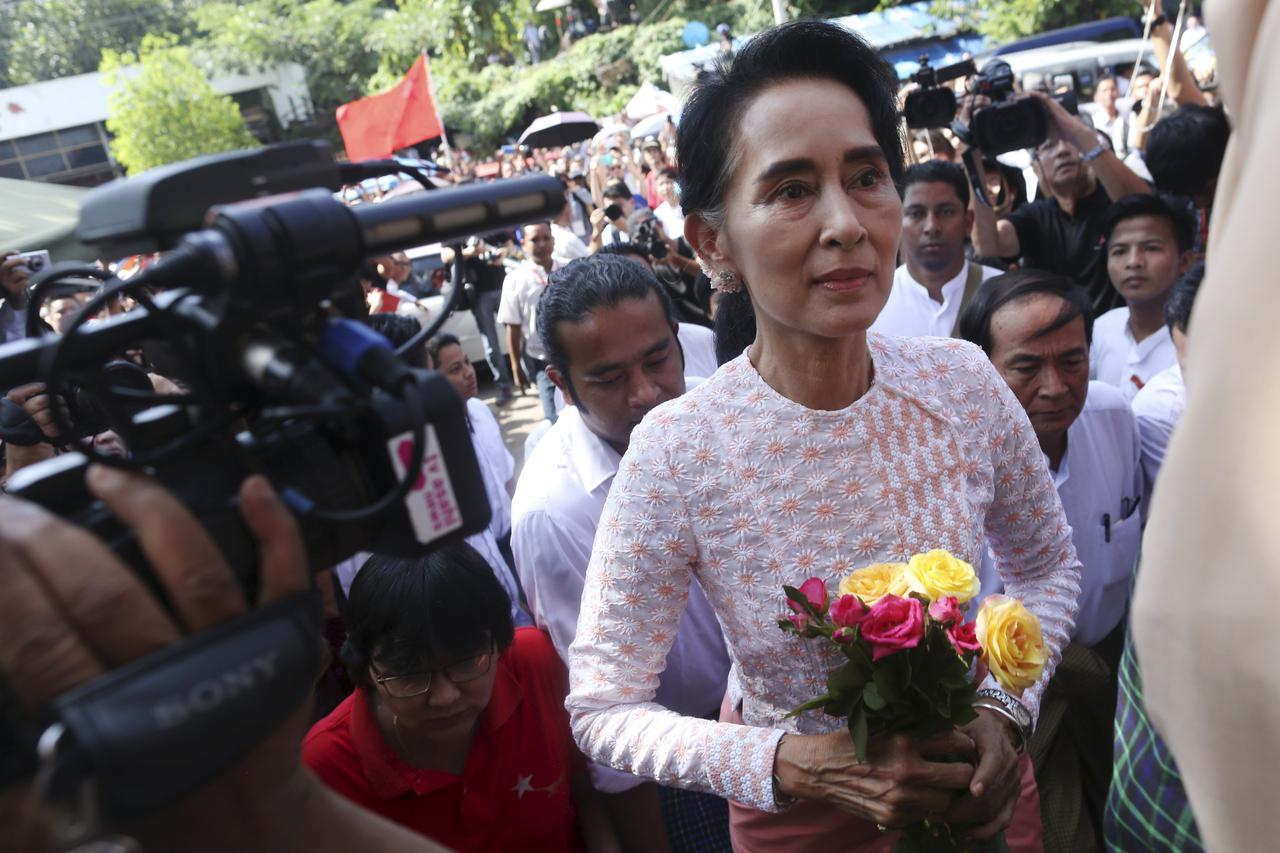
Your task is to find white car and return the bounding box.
[402,242,510,369]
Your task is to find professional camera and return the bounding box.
[0,142,564,823]
[967,59,1079,156]
[901,56,977,130]
[629,210,670,261]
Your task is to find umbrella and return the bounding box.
[624,82,680,121]
[534,0,571,10]
[518,111,600,149]
[629,110,679,141]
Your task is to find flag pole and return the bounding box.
[422,51,453,164]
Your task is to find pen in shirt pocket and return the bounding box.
[1103,513,1112,543]
[1121,495,1142,519]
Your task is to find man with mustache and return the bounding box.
[871,161,1001,338]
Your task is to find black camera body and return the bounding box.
[902,56,976,130]
[630,213,669,260]
[968,59,1079,156]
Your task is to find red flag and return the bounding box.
[335,55,443,161]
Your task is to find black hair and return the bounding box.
[1165,261,1205,332]
[957,268,1094,355]
[357,261,383,284]
[712,288,757,366]
[537,254,679,409]
[1145,105,1231,197]
[598,241,651,264]
[659,166,680,181]
[1101,193,1196,255]
[339,543,516,690]
[425,331,463,367]
[902,160,970,209]
[366,312,427,368]
[678,19,905,229]
[602,181,631,200]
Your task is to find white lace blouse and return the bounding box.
[566,334,1082,813]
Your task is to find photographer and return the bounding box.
[441,235,517,405]
[587,182,635,252]
[0,469,448,853]
[959,90,1152,314]
[0,250,32,344]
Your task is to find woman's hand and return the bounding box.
[773,728,976,827]
[940,709,1023,840]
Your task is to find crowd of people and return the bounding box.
[0,3,1254,852]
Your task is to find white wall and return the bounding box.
[0,62,314,142]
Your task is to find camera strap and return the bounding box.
[40,590,322,817]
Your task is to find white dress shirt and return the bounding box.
[1090,307,1178,402]
[511,405,731,792]
[466,396,514,539]
[870,261,1001,339]
[497,260,560,361]
[654,200,685,241]
[1130,363,1185,496]
[979,381,1142,647]
[677,322,718,380]
[550,222,590,266]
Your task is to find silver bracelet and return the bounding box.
[973,701,1028,754]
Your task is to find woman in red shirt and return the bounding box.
[303,544,618,852]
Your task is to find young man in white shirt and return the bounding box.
[871,161,1000,339]
[1131,262,1203,495]
[652,166,685,241]
[960,269,1143,853]
[1091,194,1196,401]
[550,192,591,267]
[497,222,561,422]
[511,253,732,851]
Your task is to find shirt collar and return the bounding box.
[348,655,523,799]
[1128,323,1171,360]
[900,262,969,307]
[562,407,621,493]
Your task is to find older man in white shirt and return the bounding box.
[960,269,1142,853]
[871,161,1001,339]
[1089,194,1195,401]
[497,222,561,422]
[512,254,732,851]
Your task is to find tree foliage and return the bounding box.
[366,0,526,73]
[102,34,259,174]
[2,0,194,86]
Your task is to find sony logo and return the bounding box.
[151,651,281,729]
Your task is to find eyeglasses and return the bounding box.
[370,647,496,698]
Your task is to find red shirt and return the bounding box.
[303,628,586,852]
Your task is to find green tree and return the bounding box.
[366,0,526,72]
[191,0,383,135]
[926,0,1136,44]
[3,0,195,85]
[102,34,259,174]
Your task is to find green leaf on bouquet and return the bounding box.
[827,660,868,696]
[863,681,887,711]
[848,706,869,762]
[872,663,904,703]
[784,693,834,718]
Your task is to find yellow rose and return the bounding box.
[837,562,909,606]
[904,549,980,604]
[975,595,1047,696]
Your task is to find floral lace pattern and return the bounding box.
[567,334,1081,811]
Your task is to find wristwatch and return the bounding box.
[975,688,1032,753]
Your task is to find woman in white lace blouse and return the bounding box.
[565,20,1081,851]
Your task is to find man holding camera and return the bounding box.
[588,181,635,251]
[0,250,33,344]
[960,91,1152,314]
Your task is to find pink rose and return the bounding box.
[948,620,982,654]
[928,596,963,626]
[833,626,856,644]
[788,577,829,616]
[788,612,813,634]
[860,595,924,661]
[830,594,868,628]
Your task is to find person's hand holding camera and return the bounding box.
[590,207,609,237]
[1026,90,1099,155]
[0,251,31,300]
[0,470,445,853]
[953,94,992,156]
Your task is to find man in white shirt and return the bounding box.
[1090,194,1195,401]
[588,181,634,252]
[871,161,1000,339]
[550,193,590,267]
[1083,76,1131,158]
[497,222,561,422]
[512,253,732,851]
[652,167,685,241]
[1131,262,1202,495]
[960,269,1142,853]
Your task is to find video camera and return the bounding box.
[0,141,564,825]
[903,57,1079,156]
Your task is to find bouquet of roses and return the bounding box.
[779,550,1046,852]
